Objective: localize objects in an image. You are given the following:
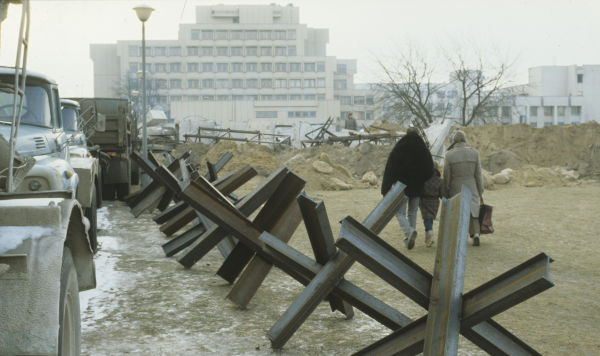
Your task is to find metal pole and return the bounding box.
[141,21,148,160]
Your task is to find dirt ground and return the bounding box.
[81,181,600,355]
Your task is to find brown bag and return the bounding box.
[478,203,494,234]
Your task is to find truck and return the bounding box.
[69,97,138,200]
[61,98,101,251]
[0,2,95,354]
[145,109,179,153]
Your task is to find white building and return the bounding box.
[509,65,599,127]
[90,4,377,141]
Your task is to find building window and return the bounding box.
[216,79,229,89]
[216,47,228,56]
[290,63,301,72]
[357,111,365,120]
[231,47,243,56]
[317,62,325,72]
[340,96,351,105]
[231,63,243,72]
[170,79,182,89]
[501,106,511,118]
[170,95,182,102]
[215,30,228,40]
[289,79,302,88]
[232,95,244,101]
[577,74,583,83]
[154,47,166,56]
[191,30,200,40]
[571,106,581,116]
[557,106,566,116]
[201,47,213,56]
[231,31,242,40]
[274,95,287,101]
[202,95,214,101]
[304,94,316,101]
[247,95,258,101]
[202,30,213,40]
[187,46,199,56]
[216,63,229,72]
[261,47,272,56]
[274,63,287,72]
[304,62,315,72]
[287,30,296,40]
[543,106,553,116]
[128,62,138,72]
[231,79,244,89]
[154,63,167,72]
[288,111,317,118]
[261,95,272,100]
[188,79,199,89]
[246,63,258,72]
[354,96,365,105]
[246,79,258,88]
[187,63,199,72]
[288,46,297,56]
[169,47,181,56]
[202,62,214,72]
[187,95,199,102]
[529,106,538,117]
[274,79,287,88]
[366,111,374,120]
[169,63,181,72]
[317,94,326,101]
[256,111,277,118]
[290,94,302,100]
[261,79,272,88]
[275,46,286,56]
[334,79,347,89]
[129,45,139,56]
[274,30,286,40]
[144,47,152,56]
[336,64,347,74]
[145,63,152,72]
[245,30,257,40]
[304,79,315,88]
[156,79,167,89]
[246,46,258,56]
[217,95,230,101]
[259,30,271,40]
[261,63,272,72]
[366,96,374,105]
[316,78,326,88]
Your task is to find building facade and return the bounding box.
[90,4,377,140]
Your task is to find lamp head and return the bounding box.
[133,4,154,22]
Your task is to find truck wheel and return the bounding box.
[58,247,81,356]
[85,185,98,253]
[102,184,115,201]
[117,183,130,201]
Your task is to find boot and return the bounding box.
[425,230,434,247]
[473,233,480,246]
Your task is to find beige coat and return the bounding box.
[443,142,484,217]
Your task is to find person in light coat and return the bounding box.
[443,130,484,246]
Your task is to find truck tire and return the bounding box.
[117,183,130,201]
[85,185,98,253]
[58,247,81,356]
[102,184,115,201]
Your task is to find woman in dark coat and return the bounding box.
[381,127,434,250]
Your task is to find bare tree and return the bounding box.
[375,49,449,128]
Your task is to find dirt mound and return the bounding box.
[460,122,600,177]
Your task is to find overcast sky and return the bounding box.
[0,0,598,97]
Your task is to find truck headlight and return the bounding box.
[64,170,74,179]
[29,179,42,191]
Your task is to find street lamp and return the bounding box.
[133,4,154,160]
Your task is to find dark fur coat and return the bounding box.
[381,132,434,197]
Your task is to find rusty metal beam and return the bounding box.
[161,224,207,257]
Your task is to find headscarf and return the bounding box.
[452,130,466,144]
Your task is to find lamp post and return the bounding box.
[133,4,154,160]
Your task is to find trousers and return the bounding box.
[395,196,419,239]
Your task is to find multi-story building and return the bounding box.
[90,4,378,141]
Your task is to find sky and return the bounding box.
[0,0,598,97]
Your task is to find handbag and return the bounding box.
[478,201,494,234]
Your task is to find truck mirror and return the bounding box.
[96,113,106,132]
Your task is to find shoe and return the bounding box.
[425,230,434,247]
[406,230,417,250]
[473,233,480,246]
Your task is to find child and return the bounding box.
[420,163,444,247]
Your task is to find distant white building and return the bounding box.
[90,4,378,141]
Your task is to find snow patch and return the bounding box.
[97,206,111,230]
[0,226,54,254]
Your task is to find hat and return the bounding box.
[452,130,466,143]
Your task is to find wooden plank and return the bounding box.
[297,193,354,318]
[216,172,305,284]
[423,187,471,356]
[176,167,289,269]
